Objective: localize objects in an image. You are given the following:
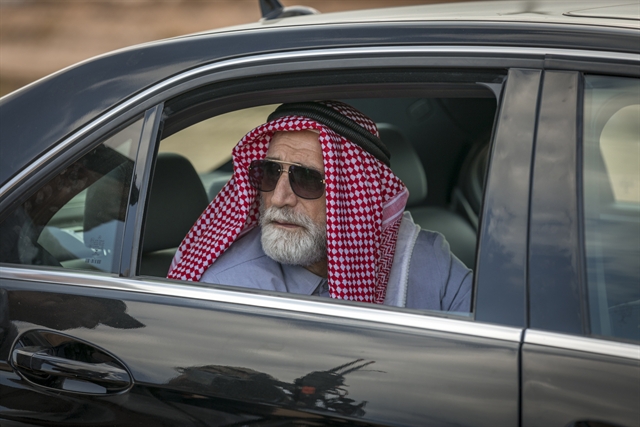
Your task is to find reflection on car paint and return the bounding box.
[170,359,374,416]
[5,291,144,331]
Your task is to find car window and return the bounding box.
[142,83,498,315]
[583,75,640,342]
[0,118,144,273]
[161,106,278,175]
[160,105,279,200]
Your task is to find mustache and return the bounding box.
[260,206,314,229]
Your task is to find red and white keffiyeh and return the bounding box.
[167,101,408,303]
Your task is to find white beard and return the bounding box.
[260,205,326,266]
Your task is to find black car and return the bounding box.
[0,1,638,425]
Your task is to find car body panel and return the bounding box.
[0,271,521,426]
[522,330,640,427]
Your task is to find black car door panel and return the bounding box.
[1,273,521,426]
[0,63,543,425]
[523,330,640,427]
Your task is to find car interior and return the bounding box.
[139,70,500,278]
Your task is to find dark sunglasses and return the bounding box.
[248,159,326,200]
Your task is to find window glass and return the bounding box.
[583,75,640,342]
[0,118,143,273]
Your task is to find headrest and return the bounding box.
[457,142,490,216]
[378,123,427,207]
[143,153,209,253]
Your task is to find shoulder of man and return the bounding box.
[200,227,270,279]
[405,227,472,312]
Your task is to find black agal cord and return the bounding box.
[267,102,391,166]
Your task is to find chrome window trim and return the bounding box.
[525,329,640,360]
[1,45,638,200]
[0,265,522,343]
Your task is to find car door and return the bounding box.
[0,50,540,426]
[522,69,640,427]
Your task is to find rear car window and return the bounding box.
[583,75,640,342]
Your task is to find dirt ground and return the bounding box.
[0,0,468,97]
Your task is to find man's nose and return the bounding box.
[270,169,297,207]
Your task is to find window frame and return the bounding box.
[134,65,515,325]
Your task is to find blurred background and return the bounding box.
[0,0,477,97]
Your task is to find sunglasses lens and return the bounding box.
[248,160,325,199]
[289,165,325,199]
[249,160,281,192]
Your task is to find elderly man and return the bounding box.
[168,101,471,311]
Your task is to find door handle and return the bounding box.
[13,346,131,387]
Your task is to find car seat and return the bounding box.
[379,124,478,268]
[451,142,490,231]
[140,152,209,276]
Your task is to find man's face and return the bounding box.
[259,130,327,272]
[261,130,326,227]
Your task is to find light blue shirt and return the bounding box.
[200,226,471,312]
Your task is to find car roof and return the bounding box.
[0,0,638,190]
[196,1,640,34]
